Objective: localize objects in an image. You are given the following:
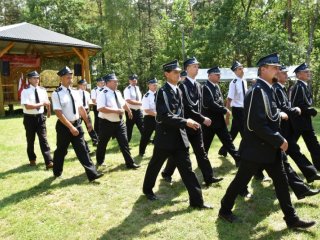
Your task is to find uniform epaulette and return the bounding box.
[94,86,98,90]
[103,89,108,93]
[55,87,62,92]
[39,86,45,90]
[99,88,104,91]
[144,92,149,97]
[115,90,120,92]
[25,85,30,89]
[232,79,237,83]
[128,86,131,89]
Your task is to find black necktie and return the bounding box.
[242,80,246,98]
[82,91,86,107]
[67,89,76,114]
[35,88,40,111]
[114,91,122,119]
[134,86,139,100]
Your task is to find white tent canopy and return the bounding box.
[196,66,299,82]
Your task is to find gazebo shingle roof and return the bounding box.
[0,22,101,49]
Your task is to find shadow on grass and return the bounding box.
[0,173,89,210]
[0,164,42,179]
[215,174,317,239]
[98,179,192,240]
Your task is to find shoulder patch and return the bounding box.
[144,92,150,97]
[232,79,237,83]
[55,87,62,92]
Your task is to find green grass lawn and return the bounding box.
[0,113,319,240]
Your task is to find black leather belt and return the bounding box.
[24,113,43,117]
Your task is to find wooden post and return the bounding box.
[0,42,15,116]
[0,75,4,116]
[83,48,91,84]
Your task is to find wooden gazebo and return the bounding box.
[0,22,101,116]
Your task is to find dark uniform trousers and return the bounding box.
[293,130,320,171]
[219,107,244,154]
[96,118,135,167]
[53,120,100,181]
[139,115,156,155]
[92,105,100,135]
[220,79,299,225]
[220,159,298,224]
[291,81,320,171]
[125,109,144,142]
[203,124,239,163]
[162,78,214,184]
[282,152,311,197]
[273,82,318,179]
[143,82,204,206]
[162,128,214,184]
[83,109,99,144]
[23,113,52,164]
[201,81,240,164]
[143,145,204,206]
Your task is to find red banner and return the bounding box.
[0,54,40,68]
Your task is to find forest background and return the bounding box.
[1,0,320,103]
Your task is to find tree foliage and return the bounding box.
[1,0,320,101]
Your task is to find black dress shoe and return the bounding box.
[218,212,239,223]
[297,189,320,200]
[190,203,213,209]
[205,177,223,186]
[89,173,104,182]
[144,192,158,201]
[307,173,320,183]
[287,219,316,229]
[218,148,227,157]
[161,172,173,183]
[126,163,140,169]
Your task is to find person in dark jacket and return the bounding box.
[142,59,212,209]
[218,53,315,229]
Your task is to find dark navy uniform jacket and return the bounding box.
[201,80,228,129]
[290,80,314,131]
[240,79,284,163]
[273,82,299,136]
[179,77,205,125]
[154,82,189,150]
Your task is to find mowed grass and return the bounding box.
[0,112,320,240]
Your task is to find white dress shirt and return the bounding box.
[21,85,49,114]
[90,86,104,104]
[142,90,156,115]
[52,85,81,122]
[78,89,91,110]
[123,85,142,110]
[227,76,248,107]
[97,87,126,122]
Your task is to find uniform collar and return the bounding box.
[29,85,37,90]
[277,82,285,88]
[235,75,243,81]
[258,77,272,89]
[167,82,178,93]
[207,80,217,87]
[105,86,114,92]
[186,76,196,85]
[61,85,70,91]
[298,79,308,86]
